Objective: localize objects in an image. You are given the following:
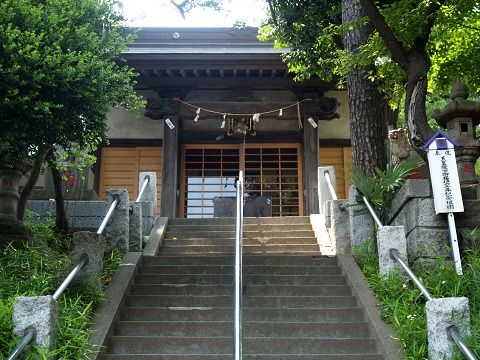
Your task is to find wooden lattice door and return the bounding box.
[180,143,303,218]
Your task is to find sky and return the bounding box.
[119,0,268,27]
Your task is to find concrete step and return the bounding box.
[130,284,233,296]
[114,321,371,339]
[134,273,346,286]
[159,244,320,254]
[137,264,342,275]
[244,216,311,225]
[130,284,352,297]
[106,336,231,354]
[114,321,233,337]
[162,237,317,245]
[102,355,383,360]
[164,230,315,239]
[142,256,234,266]
[124,295,357,308]
[244,337,377,355]
[141,255,336,266]
[120,307,364,322]
[166,224,314,232]
[106,336,376,355]
[167,217,311,226]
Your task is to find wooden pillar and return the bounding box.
[160,116,180,218]
[303,118,320,215]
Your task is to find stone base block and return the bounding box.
[72,231,105,289]
[426,297,470,360]
[377,226,407,277]
[129,203,143,252]
[13,296,57,350]
[0,216,34,249]
[330,200,351,254]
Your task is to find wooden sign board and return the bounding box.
[424,131,464,214]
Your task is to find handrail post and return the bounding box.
[234,170,244,360]
[104,189,129,254]
[324,171,338,201]
[135,175,150,202]
[362,196,383,228]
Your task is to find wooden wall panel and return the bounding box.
[99,147,163,214]
[319,146,352,199]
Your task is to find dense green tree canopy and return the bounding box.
[262,0,480,150]
[0,0,144,167]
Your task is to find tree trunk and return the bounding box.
[17,149,49,221]
[51,167,69,233]
[342,0,387,176]
[404,49,434,156]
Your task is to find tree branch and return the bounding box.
[169,0,188,19]
[411,0,445,51]
[267,0,278,26]
[17,147,50,221]
[358,0,409,69]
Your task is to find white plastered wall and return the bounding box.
[106,107,164,139]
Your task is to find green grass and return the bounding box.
[354,240,480,359]
[0,223,122,359]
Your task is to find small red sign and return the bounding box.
[464,164,474,174]
[62,170,76,187]
[3,177,13,187]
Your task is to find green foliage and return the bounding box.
[262,0,480,108]
[354,240,480,359]
[0,0,145,167]
[0,223,123,359]
[351,157,423,220]
[259,0,342,82]
[476,157,480,180]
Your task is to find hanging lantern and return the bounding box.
[232,118,248,137]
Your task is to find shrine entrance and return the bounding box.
[179,143,303,218]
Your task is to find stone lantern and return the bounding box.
[0,161,33,248]
[433,82,480,191]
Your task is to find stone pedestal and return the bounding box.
[426,297,471,360]
[72,232,105,289]
[348,186,375,248]
[13,295,57,350]
[105,189,129,254]
[377,226,407,277]
[389,179,480,265]
[0,168,32,248]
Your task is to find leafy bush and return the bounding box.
[352,157,423,221]
[354,240,480,359]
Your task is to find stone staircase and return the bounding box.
[100,217,385,359]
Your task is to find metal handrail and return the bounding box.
[234,170,244,360]
[135,175,150,202]
[362,196,383,228]
[448,326,477,360]
[324,171,338,200]
[390,249,477,359]
[52,253,89,300]
[360,192,477,359]
[6,253,88,360]
[389,249,433,301]
[97,198,118,235]
[6,327,36,360]
[8,184,124,359]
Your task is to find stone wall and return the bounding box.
[26,200,155,234]
[388,179,480,261]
